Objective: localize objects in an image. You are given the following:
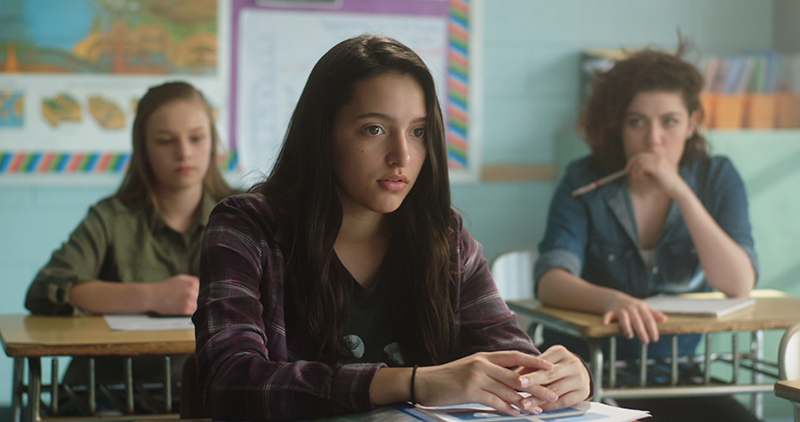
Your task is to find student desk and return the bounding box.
[775,379,800,420]
[775,379,800,402]
[506,295,800,419]
[0,314,194,422]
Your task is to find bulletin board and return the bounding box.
[232,0,482,184]
[0,0,234,184]
[0,0,481,183]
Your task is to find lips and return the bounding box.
[379,174,408,183]
[378,174,409,192]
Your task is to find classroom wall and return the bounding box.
[774,0,800,53]
[452,0,774,264]
[0,0,791,418]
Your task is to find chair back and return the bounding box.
[490,248,538,300]
[180,352,208,419]
[779,322,800,422]
[780,322,800,381]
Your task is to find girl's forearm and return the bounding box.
[673,191,755,297]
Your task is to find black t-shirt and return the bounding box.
[337,243,407,366]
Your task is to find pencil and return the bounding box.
[570,169,627,197]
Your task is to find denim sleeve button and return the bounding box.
[608,254,615,262]
[652,266,659,274]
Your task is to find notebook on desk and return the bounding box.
[643,294,756,317]
[398,401,649,422]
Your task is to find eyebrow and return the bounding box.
[354,112,426,123]
[625,111,683,118]
[154,126,208,134]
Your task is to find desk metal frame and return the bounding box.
[507,296,800,420]
[12,355,177,422]
[0,315,194,422]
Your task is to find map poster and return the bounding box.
[0,0,233,181]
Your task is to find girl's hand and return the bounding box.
[148,274,200,315]
[516,345,592,412]
[625,152,689,200]
[602,291,667,344]
[415,351,557,416]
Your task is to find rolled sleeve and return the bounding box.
[534,162,592,294]
[25,206,109,315]
[534,249,583,282]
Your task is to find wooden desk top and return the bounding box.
[507,295,800,338]
[0,315,195,358]
[775,380,800,404]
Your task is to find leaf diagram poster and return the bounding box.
[0,0,232,180]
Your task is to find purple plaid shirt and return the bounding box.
[194,194,540,421]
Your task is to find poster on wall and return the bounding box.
[232,0,482,184]
[0,0,233,184]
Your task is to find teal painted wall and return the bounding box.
[0,0,793,419]
[454,0,773,263]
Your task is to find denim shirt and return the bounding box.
[535,155,758,358]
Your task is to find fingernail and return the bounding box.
[532,406,543,414]
[627,332,634,339]
[519,377,529,387]
[547,391,558,401]
[522,399,532,409]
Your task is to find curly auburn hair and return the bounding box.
[579,43,709,172]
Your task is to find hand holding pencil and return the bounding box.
[570,169,627,197]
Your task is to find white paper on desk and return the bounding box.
[643,294,755,317]
[399,401,649,422]
[104,314,194,331]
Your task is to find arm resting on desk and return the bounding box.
[538,268,667,344]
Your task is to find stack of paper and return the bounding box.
[398,401,649,422]
[643,294,755,318]
[104,314,194,331]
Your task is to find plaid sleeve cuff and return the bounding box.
[331,363,386,413]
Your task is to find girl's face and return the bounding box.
[331,72,428,218]
[622,91,698,168]
[144,99,212,194]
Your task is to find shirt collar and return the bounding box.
[197,189,217,228]
[151,189,217,234]
[601,162,698,246]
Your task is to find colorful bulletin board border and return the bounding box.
[3,0,476,180]
[0,151,238,175]
[447,0,471,171]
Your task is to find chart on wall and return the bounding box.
[0,0,233,181]
[232,0,482,183]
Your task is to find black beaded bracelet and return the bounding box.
[410,364,419,405]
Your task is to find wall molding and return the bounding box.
[480,164,556,182]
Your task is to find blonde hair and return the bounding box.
[116,81,237,213]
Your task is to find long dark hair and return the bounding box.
[253,35,454,365]
[580,39,709,172]
[117,81,237,213]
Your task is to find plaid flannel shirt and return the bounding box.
[194,194,541,421]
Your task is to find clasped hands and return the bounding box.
[415,346,591,416]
